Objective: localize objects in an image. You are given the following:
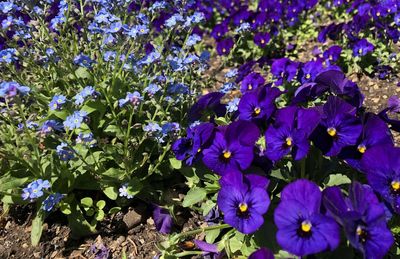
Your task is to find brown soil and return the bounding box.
[0,204,163,259]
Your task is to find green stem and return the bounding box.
[171,224,230,243]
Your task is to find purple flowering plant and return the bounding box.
[1,0,400,258]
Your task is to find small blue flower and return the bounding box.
[119,184,133,199]
[144,83,161,96]
[63,111,88,129]
[43,193,64,211]
[49,95,67,110]
[226,98,240,113]
[186,34,202,47]
[103,51,116,62]
[56,142,75,161]
[183,54,199,64]
[40,120,63,135]
[119,91,143,107]
[225,69,238,78]
[74,86,98,105]
[0,81,30,98]
[76,132,96,146]
[107,21,122,33]
[0,48,17,63]
[1,16,13,29]
[235,22,250,33]
[220,82,236,93]
[144,122,162,133]
[22,179,51,201]
[73,54,95,68]
[136,25,149,35]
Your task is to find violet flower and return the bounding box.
[217,170,270,234]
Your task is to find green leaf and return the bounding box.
[229,236,243,253]
[103,186,118,200]
[169,157,182,170]
[31,211,44,246]
[214,117,228,126]
[182,187,207,207]
[67,203,96,238]
[60,203,72,215]
[205,229,220,244]
[0,174,29,192]
[127,178,143,196]
[81,101,106,115]
[75,67,92,79]
[108,207,121,214]
[102,167,124,180]
[95,210,105,221]
[80,197,93,208]
[96,200,106,210]
[324,174,351,187]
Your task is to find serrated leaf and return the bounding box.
[182,187,207,207]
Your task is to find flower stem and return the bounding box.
[171,224,230,243]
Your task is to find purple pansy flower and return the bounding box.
[311,96,362,156]
[238,85,282,123]
[323,182,394,258]
[253,32,270,48]
[270,58,299,86]
[188,92,226,123]
[361,145,400,213]
[265,106,321,161]
[172,122,214,166]
[240,72,265,93]
[216,38,234,56]
[274,179,340,256]
[323,45,342,63]
[153,205,173,234]
[298,60,323,84]
[217,171,270,234]
[338,113,393,170]
[249,247,274,259]
[203,120,259,175]
[352,39,374,57]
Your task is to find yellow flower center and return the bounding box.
[248,84,253,90]
[377,12,380,16]
[260,39,265,44]
[197,148,201,153]
[285,137,293,147]
[391,181,400,191]
[238,203,248,213]
[254,107,261,115]
[301,221,312,233]
[358,48,363,54]
[329,55,333,61]
[357,144,366,154]
[222,48,226,53]
[356,226,363,236]
[223,151,231,159]
[305,74,311,79]
[327,127,337,137]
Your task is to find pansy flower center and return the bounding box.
[391,180,400,192]
[356,226,368,243]
[357,144,367,154]
[238,202,248,213]
[248,84,253,90]
[358,48,363,54]
[253,107,261,116]
[222,150,231,159]
[285,137,293,147]
[297,220,312,238]
[305,73,311,79]
[236,202,250,218]
[222,48,226,53]
[260,39,265,44]
[327,127,337,137]
[197,148,201,153]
